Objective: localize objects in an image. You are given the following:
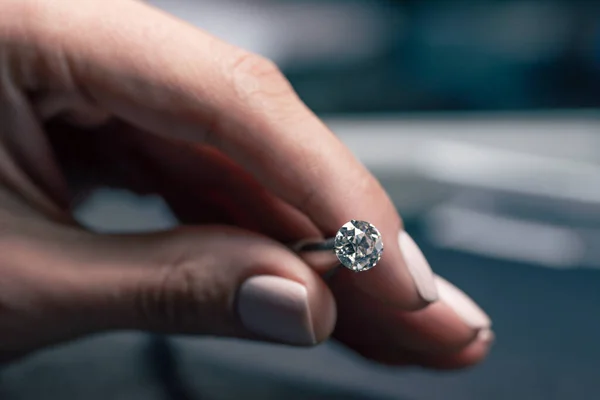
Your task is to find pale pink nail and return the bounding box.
[237,276,316,345]
[398,231,438,302]
[477,329,495,343]
[435,275,491,329]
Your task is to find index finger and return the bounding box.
[4,0,438,309]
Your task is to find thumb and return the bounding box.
[79,226,336,345]
[5,225,336,354]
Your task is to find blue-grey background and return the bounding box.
[2,1,600,399]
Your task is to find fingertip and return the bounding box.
[435,274,491,330]
[236,250,337,346]
[398,231,438,303]
[392,300,483,353]
[238,275,317,345]
[477,328,495,344]
[306,269,337,343]
[349,229,438,312]
[417,329,495,370]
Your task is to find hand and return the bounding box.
[0,0,492,367]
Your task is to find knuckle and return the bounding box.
[227,50,294,105]
[135,248,221,332]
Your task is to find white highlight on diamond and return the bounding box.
[334,220,383,272]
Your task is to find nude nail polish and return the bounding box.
[435,275,491,329]
[477,329,495,344]
[237,276,316,345]
[398,231,439,302]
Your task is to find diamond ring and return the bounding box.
[292,220,384,272]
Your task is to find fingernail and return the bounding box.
[237,276,316,345]
[435,275,491,329]
[477,328,495,344]
[398,231,438,302]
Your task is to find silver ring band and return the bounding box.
[292,220,384,273]
[293,237,335,252]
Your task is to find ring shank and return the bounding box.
[292,237,335,252]
[290,237,339,274]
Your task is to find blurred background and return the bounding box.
[2,1,600,399]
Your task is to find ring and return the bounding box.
[293,220,384,272]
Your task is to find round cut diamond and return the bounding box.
[334,220,383,272]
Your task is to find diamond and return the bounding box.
[334,220,383,272]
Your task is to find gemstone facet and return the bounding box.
[334,220,383,272]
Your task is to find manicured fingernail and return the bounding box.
[237,276,316,345]
[477,329,495,344]
[435,275,491,329]
[398,231,438,302]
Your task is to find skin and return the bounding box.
[0,0,491,368]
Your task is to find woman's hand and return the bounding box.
[0,0,492,367]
